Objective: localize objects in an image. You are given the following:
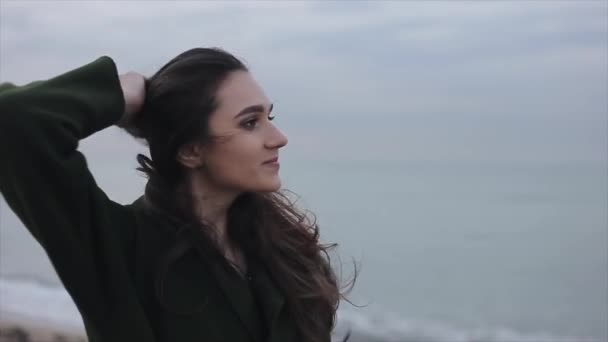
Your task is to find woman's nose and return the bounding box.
[266,124,288,149]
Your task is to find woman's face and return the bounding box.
[200,70,288,193]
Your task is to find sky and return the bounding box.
[0,0,606,202]
[0,3,607,337]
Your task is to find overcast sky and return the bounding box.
[1,4,607,337]
[0,1,606,198]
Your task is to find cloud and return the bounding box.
[1,1,605,165]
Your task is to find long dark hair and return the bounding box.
[122,47,357,342]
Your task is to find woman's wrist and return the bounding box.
[117,72,146,127]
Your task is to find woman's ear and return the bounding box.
[176,143,205,169]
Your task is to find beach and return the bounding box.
[0,319,382,342]
[0,322,383,342]
[0,319,86,342]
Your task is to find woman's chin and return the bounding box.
[252,178,282,193]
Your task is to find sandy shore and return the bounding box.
[0,323,384,342]
[0,320,86,342]
[0,323,387,342]
[0,321,385,342]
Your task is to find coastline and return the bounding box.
[0,319,383,342]
[0,277,603,342]
[0,316,86,342]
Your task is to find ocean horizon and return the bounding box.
[1,158,605,341]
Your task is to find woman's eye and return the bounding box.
[243,119,258,129]
[242,114,275,130]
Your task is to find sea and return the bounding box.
[1,157,606,342]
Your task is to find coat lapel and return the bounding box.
[134,195,288,341]
[247,259,286,340]
[207,259,265,342]
[184,239,263,342]
[195,246,287,342]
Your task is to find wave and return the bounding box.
[0,276,601,342]
[334,309,603,342]
[0,276,84,333]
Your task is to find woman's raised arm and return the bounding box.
[0,57,154,338]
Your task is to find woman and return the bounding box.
[0,47,356,342]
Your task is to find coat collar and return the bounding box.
[247,257,286,338]
[189,236,286,342]
[204,256,265,341]
[132,195,286,341]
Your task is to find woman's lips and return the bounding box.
[263,157,278,164]
[262,157,281,169]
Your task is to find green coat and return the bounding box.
[0,57,301,342]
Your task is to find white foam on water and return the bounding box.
[0,276,84,333]
[335,308,604,342]
[0,276,603,342]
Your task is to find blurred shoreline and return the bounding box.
[0,317,86,342]
[0,321,384,342]
[0,320,383,342]
[1,276,604,342]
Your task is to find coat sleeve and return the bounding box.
[0,57,144,333]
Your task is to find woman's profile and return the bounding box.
[0,47,356,342]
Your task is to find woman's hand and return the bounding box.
[116,71,146,128]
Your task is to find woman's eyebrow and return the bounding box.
[234,103,274,119]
